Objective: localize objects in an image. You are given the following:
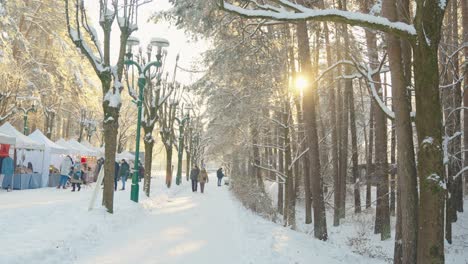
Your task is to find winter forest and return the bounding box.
[1,0,468,263]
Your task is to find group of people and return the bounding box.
[57,155,87,192]
[189,166,225,193]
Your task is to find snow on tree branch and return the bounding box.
[219,0,417,38]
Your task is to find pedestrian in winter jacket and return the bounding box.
[119,159,130,190]
[190,165,200,192]
[216,168,224,186]
[58,155,74,189]
[70,162,84,192]
[199,168,209,193]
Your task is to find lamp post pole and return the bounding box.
[19,104,37,135]
[175,114,189,185]
[124,37,169,202]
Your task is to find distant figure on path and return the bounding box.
[71,162,84,192]
[199,168,209,193]
[58,155,74,189]
[114,161,120,191]
[119,159,130,190]
[217,167,224,187]
[190,165,200,192]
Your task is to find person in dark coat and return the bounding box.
[119,159,130,190]
[138,161,144,182]
[114,161,120,191]
[216,167,224,187]
[190,165,200,192]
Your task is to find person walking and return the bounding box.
[199,168,209,193]
[70,162,84,192]
[58,155,74,189]
[216,167,224,187]
[190,165,200,192]
[114,161,120,191]
[119,159,130,190]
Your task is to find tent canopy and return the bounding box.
[0,131,15,145]
[80,140,103,157]
[29,130,68,154]
[55,138,81,155]
[116,151,135,161]
[0,122,44,150]
[67,139,99,156]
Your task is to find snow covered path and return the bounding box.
[0,171,383,264]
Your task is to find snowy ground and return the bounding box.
[0,171,388,264]
[266,180,468,264]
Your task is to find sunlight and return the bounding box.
[295,76,308,91]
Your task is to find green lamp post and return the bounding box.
[124,36,170,202]
[175,106,191,185]
[17,98,38,135]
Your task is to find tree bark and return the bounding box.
[165,146,173,188]
[143,138,154,197]
[414,1,446,262]
[296,20,328,240]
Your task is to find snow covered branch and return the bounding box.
[219,0,417,39]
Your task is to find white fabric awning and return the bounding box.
[116,151,135,161]
[55,138,81,155]
[0,131,15,145]
[28,130,68,154]
[0,122,44,150]
[67,139,98,156]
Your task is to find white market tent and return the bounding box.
[0,122,44,150]
[28,130,68,187]
[0,131,15,145]
[116,151,135,161]
[67,139,99,157]
[81,140,104,157]
[55,138,81,156]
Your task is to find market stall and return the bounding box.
[0,122,44,190]
[0,131,15,187]
[28,130,68,187]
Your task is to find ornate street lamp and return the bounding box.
[17,96,38,135]
[124,36,170,202]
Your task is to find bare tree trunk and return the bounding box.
[143,139,154,197]
[463,0,468,202]
[277,114,284,214]
[297,20,328,240]
[348,68,361,214]
[283,101,295,230]
[165,146,173,188]
[413,2,446,262]
[323,20,340,225]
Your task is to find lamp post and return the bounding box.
[175,105,191,185]
[124,36,170,202]
[17,97,38,135]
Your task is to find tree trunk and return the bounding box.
[348,67,361,214]
[463,0,468,203]
[414,2,446,262]
[383,0,419,260]
[165,146,173,188]
[283,101,295,230]
[366,103,374,209]
[296,20,327,240]
[323,21,340,223]
[102,86,119,213]
[143,139,154,197]
[277,114,284,215]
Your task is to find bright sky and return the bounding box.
[84,0,210,85]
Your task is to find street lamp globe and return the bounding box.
[127,36,140,50]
